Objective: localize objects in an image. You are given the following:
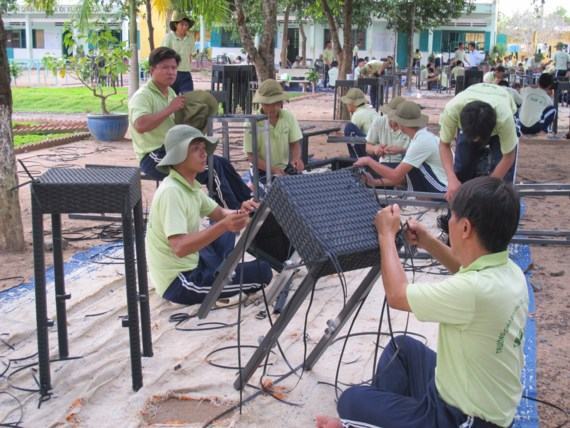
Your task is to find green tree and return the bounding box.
[377,0,474,90]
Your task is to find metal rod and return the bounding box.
[264,119,272,190]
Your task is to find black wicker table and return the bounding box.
[31,167,152,397]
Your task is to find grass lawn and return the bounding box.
[13,87,128,114]
[14,132,74,147]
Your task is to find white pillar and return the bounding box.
[428,30,434,54]
[25,14,33,63]
[311,24,316,60]
[122,20,129,44]
[254,34,260,49]
[199,16,205,52]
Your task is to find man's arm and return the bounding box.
[246,153,285,175]
[133,95,186,133]
[168,208,249,258]
[289,140,304,171]
[353,156,411,185]
[490,149,516,179]
[439,141,461,201]
[405,220,461,273]
[375,205,410,311]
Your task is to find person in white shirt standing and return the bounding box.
[553,43,570,78]
[465,41,484,69]
[517,73,556,135]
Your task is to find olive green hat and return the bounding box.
[253,79,289,104]
[340,88,367,107]
[170,12,195,32]
[380,96,405,115]
[156,125,217,174]
[174,90,219,132]
[388,101,428,128]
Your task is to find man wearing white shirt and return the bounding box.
[517,73,556,135]
[553,43,569,78]
[465,42,484,69]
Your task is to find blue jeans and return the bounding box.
[337,336,507,428]
[171,71,194,94]
[140,146,252,210]
[163,232,273,305]
[344,122,368,158]
[454,133,515,183]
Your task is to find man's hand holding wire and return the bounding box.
[404,219,431,249]
[375,204,401,237]
[240,198,259,214]
[353,156,373,168]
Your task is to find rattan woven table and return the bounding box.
[31,167,153,397]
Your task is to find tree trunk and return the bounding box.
[340,0,354,79]
[299,19,307,67]
[145,0,155,52]
[128,0,140,98]
[406,4,415,91]
[234,0,277,81]
[0,16,25,252]
[321,0,352,78]
[280,5,291,68]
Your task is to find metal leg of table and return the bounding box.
[133,200,153,358]
[32,200,51,396]
[301,136,309,165]
[198,204,272,319]
[234,273,318,390]
[121,210,143,391]
[51,214,70,359]
[304,266,381,371]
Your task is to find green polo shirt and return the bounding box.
[351,105,378,136]
[162,31,195,72]
[407,251,528,427]
[128,80,176,160]
[366,115,410,163]
[243,109,303,170]
[146,169,218,296]
[439,83,518,155]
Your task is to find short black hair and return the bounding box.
[495,65,506,73]
[451,176,520,252]
[331,60,338,67]
[538,73,554,90]
[460,101,497,146]
[149,47,181,67]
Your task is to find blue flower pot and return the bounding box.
[87,113,129,142]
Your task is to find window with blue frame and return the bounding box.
[32,29,45,49]
[7,30,26,48]
[220,29,241,48]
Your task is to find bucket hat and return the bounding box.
[380,96,405,115]
[156,125,217,174]
[253,79,289,104]
[388,101,428,128]
[174,91,219,132]
[340,88,367,107]
[170,12,195,32]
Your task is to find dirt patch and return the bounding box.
[141,394,235,426]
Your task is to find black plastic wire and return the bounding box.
[0,391,24,428]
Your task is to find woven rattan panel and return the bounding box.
[33,167,141,214]
[266,169,380,278]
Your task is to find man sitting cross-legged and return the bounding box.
[317,176,528,428]
[146,124,272,305]
[354,101,447,193]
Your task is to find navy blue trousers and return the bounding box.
[337,336,505,428]
[171,71,194,94]
[344,122,368,158]
[454,133,516,183]
[140,146,252,210]
[163,232,273,305]
[517,105,556,135]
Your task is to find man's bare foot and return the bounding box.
[315,415,343,428]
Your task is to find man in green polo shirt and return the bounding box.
[162,12,196,93]
[340,88,379,158]
[439,83,519,201]
[317,176,528,428]
[146,124,272,305]
[244,79,303,179]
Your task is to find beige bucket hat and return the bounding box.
[253,79,289,104]
[341,88,368,107]
[388,101,428,128]
[156,125,217,174]
[170,12,195,32]
[380,96,406,115]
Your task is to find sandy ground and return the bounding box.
[1,86,569,427]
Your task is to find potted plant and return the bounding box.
[305,69,319,93]
[47,26,130,141]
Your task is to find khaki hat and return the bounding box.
[341,88,367,107]
[156,125,217,174]
[170,12,195,32]
[253,79,289,104]
[388,101,428,128]
[174,91,219,132]
[380,96,405,115]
